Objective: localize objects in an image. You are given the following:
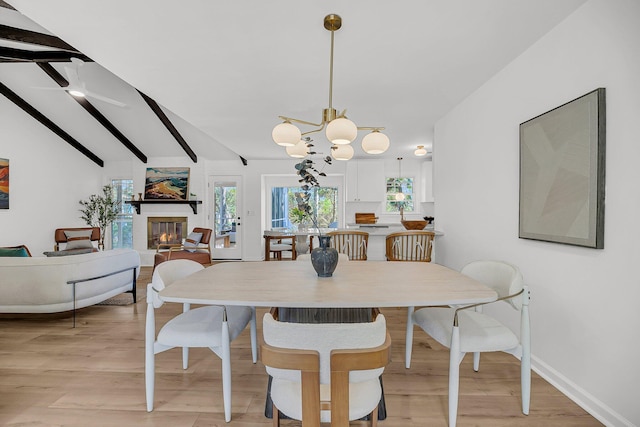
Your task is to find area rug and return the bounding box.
[97,291,144,306]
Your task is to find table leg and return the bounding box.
[264,237,271,261]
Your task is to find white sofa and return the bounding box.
[0,248,140,313]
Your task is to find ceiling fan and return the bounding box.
[34,58,127,107]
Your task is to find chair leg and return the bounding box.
[145,305,155,412]
[449,326,461,427]
[473,352,480,372]
[272,404,280,427]
[182,347,189,370]
[405,306,415,369]
[370,406,378,427]
[250,307,258,364]
[221,319,232,422]
[521,304,531,415]
[182,303,191,369]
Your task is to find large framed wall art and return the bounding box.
[144,167,190,201]
[519,88,606,249]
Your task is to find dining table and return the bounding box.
[160,260,497,308]
[159,260,497,422]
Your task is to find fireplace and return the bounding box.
[147,217,188,250]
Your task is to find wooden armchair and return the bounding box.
[327,230,369,261]
[385,230,435,262]
[54,227,100,251]
[261,311,391,427]
[153,227,212,269]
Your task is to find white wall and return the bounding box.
[0,95,103,256]
[433,0,639,425]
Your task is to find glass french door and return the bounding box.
[210,175,242,259]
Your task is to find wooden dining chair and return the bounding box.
[327,230,369,261]
[261,311,391,427]
[264,231,296,260]
[385,230,435,262]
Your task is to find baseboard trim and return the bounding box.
[531,355,633,427]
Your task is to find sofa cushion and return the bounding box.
[184,231,203,253]
[64,230,95,250]
[0,246,31,257]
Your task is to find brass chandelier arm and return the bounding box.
[357,126,386,131]
[301,125,326,137]
[278,115,325,127]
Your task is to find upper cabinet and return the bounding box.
[346,160,385,202]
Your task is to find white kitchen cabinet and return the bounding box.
[346,160,385,202]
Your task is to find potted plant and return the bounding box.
[290,206,311,231]
[293,143,338,276]
[79,185,120,250]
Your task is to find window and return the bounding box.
[385,177,414,212]
[111,179,134,249]
[271,186,338,229]
[214,183,237,234]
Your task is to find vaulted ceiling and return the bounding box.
[1,0,587,165]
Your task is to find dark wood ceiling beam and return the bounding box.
[0,46,90,63]
[0,24,77,51]
[0,81,103,167]
[37,62,148,163]
[138,90,197,163]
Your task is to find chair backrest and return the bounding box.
[385,230,435,262]
[192,227,212,245]
[327,230,369,260]
[149,259,204,308]
[262,312,387,384]
[461,260,524,309]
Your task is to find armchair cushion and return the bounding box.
[183,231,203,252]
[63,229,95,250]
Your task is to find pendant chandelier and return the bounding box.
[272,14,390,161]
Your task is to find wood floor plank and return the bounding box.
[0,266,603,426]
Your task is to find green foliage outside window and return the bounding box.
[385,177,414,212]
[286,186,337,228]
[111,179,134,249]
[215,186,237,232]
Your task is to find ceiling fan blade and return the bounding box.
[84,90,127,107]
[32,86,68,91]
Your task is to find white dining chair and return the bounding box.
[145,259,257,422]
[405,260,530,427]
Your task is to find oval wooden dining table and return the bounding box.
[160,260,497,308]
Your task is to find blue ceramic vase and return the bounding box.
[310,235,338,277]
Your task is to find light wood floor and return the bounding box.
[0,266,602,427]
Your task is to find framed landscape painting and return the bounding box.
[519,88,606,249]
[144,167,190,200]
[0,158,8,209]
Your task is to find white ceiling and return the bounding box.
[2,0,587,164]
